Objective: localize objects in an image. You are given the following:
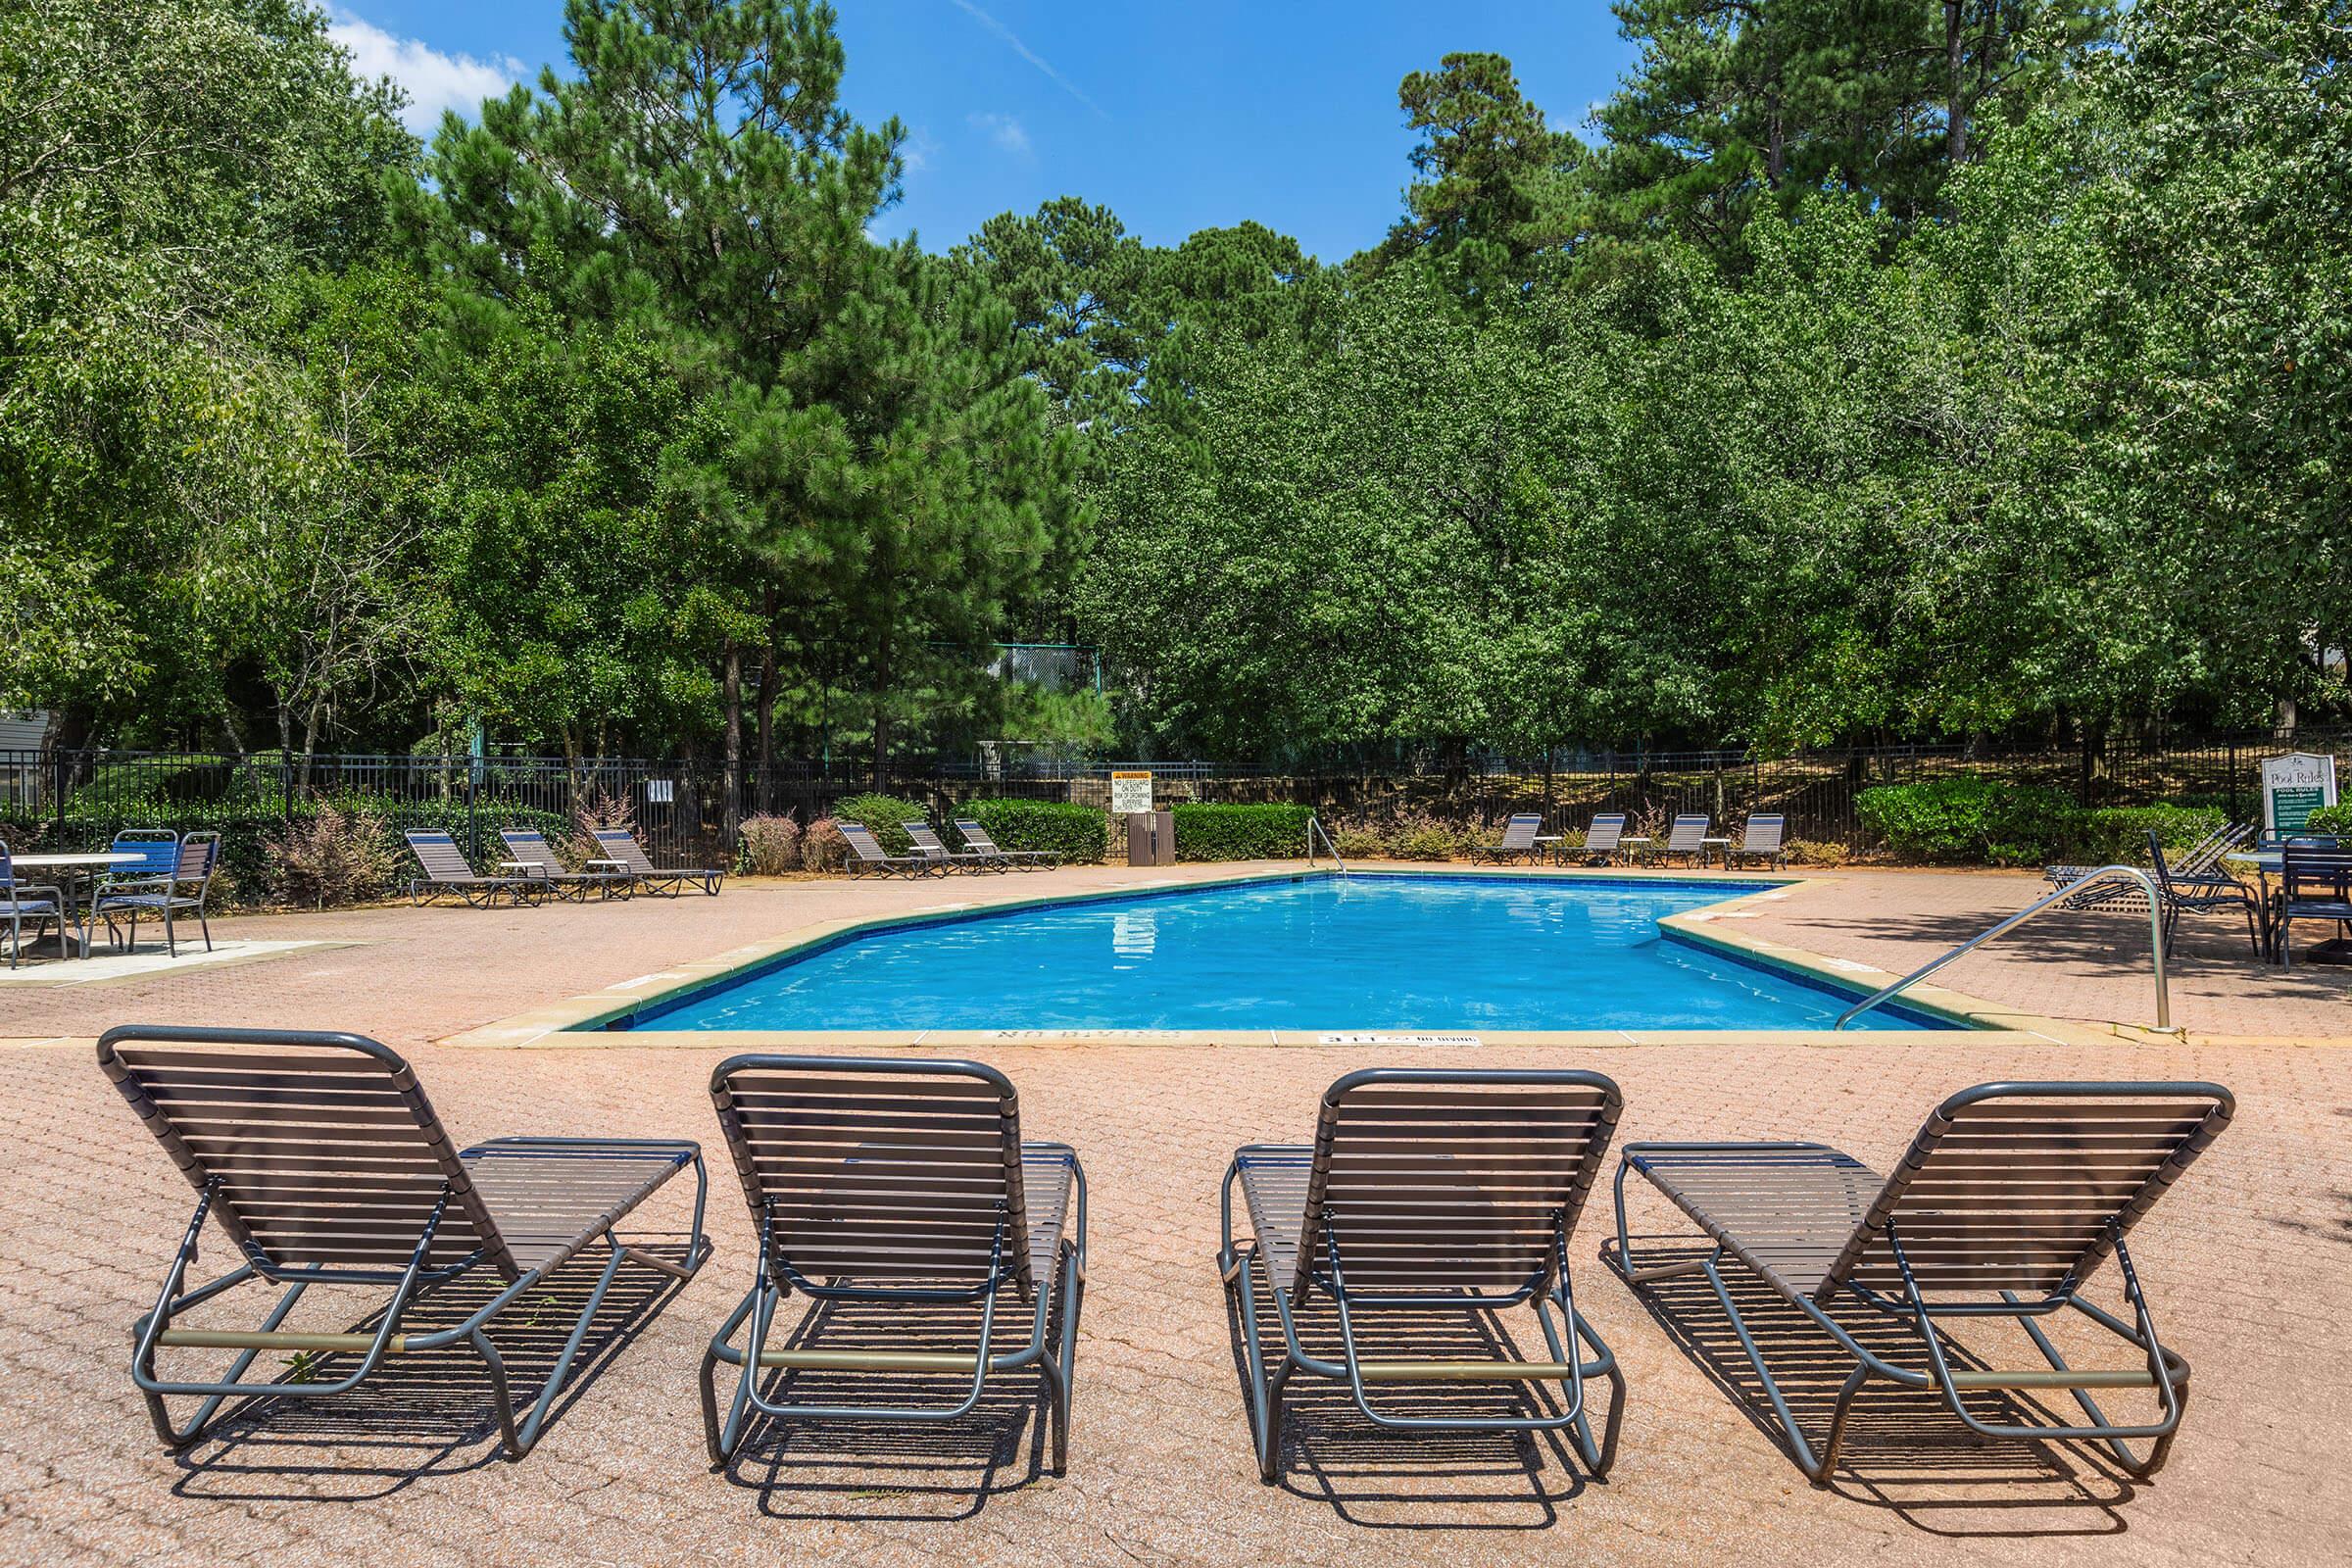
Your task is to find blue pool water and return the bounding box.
[618,873,1941,1033]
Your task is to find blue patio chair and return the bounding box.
[2278,838,2352,969]
[92,831,221,957]
[0,840,69,970]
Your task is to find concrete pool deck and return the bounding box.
[1,862,2347,1566]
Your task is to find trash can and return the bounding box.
[1125,809,1176,866]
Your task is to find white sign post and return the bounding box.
[2260,752,2338,839]
[1108,769,1153,815]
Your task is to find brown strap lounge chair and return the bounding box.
[1216,1068,1626,1483]
[701,1055,1086,1473]
[835,821,935,878]
[954,817,1059,869]
[1467,812,1545,865]
[1608,1080,2232,1483]
[902,819,1004,872]
[100,1024,709,1458]
[498,828,634,902]
[406,830,539,907]
[591,828,724,897]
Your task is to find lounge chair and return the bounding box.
[406,830,539,907]
[1648,813,1711,867]
[2148,830,2261,956]
[903,819,1003,872]
[1216,1068,1627,1483]
[91,830,221,956]
[99,1023,709,1457]
[836,821,934,878]
[2278,838,2352,968]
[954,817,1059,869]
[1573,811,1628,866]
[1468,812,1545,865]
[1725,812,1787,870]
[498,828,634,902]
[1609,1079,2232,1482]
[701,1055,1086,1472]
[0,840,68,970]
[591,828,724,897]
[2044,821,2250,912]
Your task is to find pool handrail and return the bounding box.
[1305,813,1347,873]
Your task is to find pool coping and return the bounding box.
[442,863,2123,1052]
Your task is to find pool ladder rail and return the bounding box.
[1834,864,2173,1034]
[1305,813,1348,873]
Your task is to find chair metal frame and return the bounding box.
[405,831,541,908]
[93,829,221,956]
[1607,1080,2231,1485]
[699,1055,1088,1473]
[2278,837,2352,968]
[1467,812,1545,865]
[0,838,69,970]
[1215,1067,1627,1484]
[953,818,1059,869]
[102,1024,710,1459]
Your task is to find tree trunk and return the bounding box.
[756,640,779,815]
[721,640,743,845]
[1944,0,1969,166]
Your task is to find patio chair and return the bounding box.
[1468,812,1545,865]
[498,828,634,903]
[1608,1079,2232,1483]
[2147,830,2261,957]
[590,828,724,897]
[1649,813,1712,868]
[902,819,1003,872]
[1725,812,1787,870]
[2277,838,2352,969]
[99,1023,710,1457]
[1216,1067,1627,1483]
[1573,811,1628,866]
[0,840,68,970]
[94,827,182,891]
[406,830,539,908]
[835,821,934,878]
[701,1055,1086,1473]
[954,817,1059,869]
[92,830,221,956]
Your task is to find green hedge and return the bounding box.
[960,799,1106,864]
[2305,804,2352,837]
[1,796,571,907]
[1857,780,2230,866]
[1171,802,1315,861]
[828,793,934,856]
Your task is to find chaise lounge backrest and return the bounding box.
[1584,813,1625,853]
[1293,1069,1623,1299]
[837,822,905,864]
[1495,814,1541,851]
[709,1055,1034,1297]
[97,1025,518,1282]
[1741,814,1785,854]
[590,830,660,876]
[1666,815,1709,855]
[1817,1081,2233,1303]
[407,831,485,885]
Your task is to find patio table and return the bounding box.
[1699,835,1731,867]
[8,852,139,959]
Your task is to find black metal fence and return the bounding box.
[4,728,2346,869]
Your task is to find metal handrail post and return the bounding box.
[1835,865,2170,1032]
[1305,813,1347,873]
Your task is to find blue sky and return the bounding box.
[327,2,1639,264]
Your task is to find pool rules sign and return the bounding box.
[1109,769,1154,814]
[2260,752,2338,838]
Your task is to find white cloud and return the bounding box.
[947,1,1108,119]
[327,7,524,134]
[967,112,1032,157]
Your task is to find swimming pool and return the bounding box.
[611,872,1944,1033]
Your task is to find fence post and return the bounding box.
[2227,744,2238,823]
[465,767,478,861]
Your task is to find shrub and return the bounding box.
[266,801,400,908]
[566,784,639,869]
[1855,777,2074,865]
[2064,805,2227,864]
[738,814,803,875]
[2305,804,2352,837]
[1785,838,1850,867]
[963,799,1107,864]
[1332,825,1387,858]
[1171,802,1315,861]
[804,816,849,871]
[1391,817,1462,861]
[828,793,933,856]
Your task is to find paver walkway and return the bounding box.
[0,864,2344,1565]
